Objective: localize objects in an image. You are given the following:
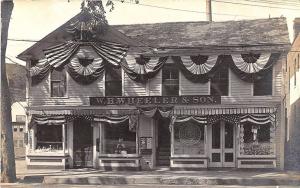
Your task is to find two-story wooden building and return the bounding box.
[17,14,290,170]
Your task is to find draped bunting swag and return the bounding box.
[30,41,128,85]
[93,115,137,132]
[120,55,168,83]
[229,53,281,82]
[30,43,281,85]
[240,114,275,125]
[172,55,220,83]
[169,115,207,132]
[29,115,66,128]
[138,106,173,118]
[208,114,240,126]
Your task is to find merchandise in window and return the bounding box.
[101,121,136,155]
[173,121,205,155]
[36,125,63,152]
[51,68,66,97]
[105,66,122,96]
[210,66,229,96]
[253,69,272,96]
[242,122,272,155]
[162,65,179,96]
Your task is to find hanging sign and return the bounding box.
[90,95,220,106]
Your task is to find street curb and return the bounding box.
[24,176,300,186]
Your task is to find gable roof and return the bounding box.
[18,16,290,61]
[114,17,290,48]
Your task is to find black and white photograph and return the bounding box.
[1,0,300,187]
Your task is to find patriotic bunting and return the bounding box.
[138,106,173,118]
[120,55,168,83]
[229,53,281,82]
[29,115,66,128]
[93,115,137,132]
[240,114,275,125]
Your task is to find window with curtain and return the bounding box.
[51,68,66,97]
[105,66,122,96]
[210,66,229,96]
[101,121,136,155]
[162,64,179,96]
[173,121,205,155]
[36,125,63,151]
[253,69,273,96]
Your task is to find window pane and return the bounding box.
[210,66,228,96]
[224,122,233,148]
[212,122,221,149]
[105,68,122,96]
[253,69,272,96]
[51,69,66,97]
[105,81,122,96]
[102,121,136,154]
[36,125,63,151]
[162,65,179,96]
[16,115,26,122]
[174,121,205,155]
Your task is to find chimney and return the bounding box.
[293,18,300,41]
[206,0,212,22]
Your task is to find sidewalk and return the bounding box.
[12,159,300,186]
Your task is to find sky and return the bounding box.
[6,0,300,66]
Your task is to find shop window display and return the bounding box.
[101,121,137,155]
[174,121,205,155]
[35,125,63,152]
[241,122,274,155]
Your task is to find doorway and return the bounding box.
[73,118,93,168]
[156,118,171,166]
[210,121,235,168]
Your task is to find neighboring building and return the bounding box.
[7,64,26,103]
[11,102,27,158]
[17,12,290,170]
[285,18,300,170]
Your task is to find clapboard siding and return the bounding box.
[29,72,104,106]
[180,72,209,95]
[274,55,284,97]
[149,70,162,96]
[230,69,252,97]
[123,72,148,96]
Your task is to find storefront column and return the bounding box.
[67,122,73,168]
[93,123,100,168]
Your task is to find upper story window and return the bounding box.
[50,68,66,97]
[16,115,25,122]
[105,66,122,96]
[253,69,272,96]
[162,64,179,96]
[210,66,229,96]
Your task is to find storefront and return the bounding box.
[25,101,278,170]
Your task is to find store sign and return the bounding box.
[90,95,220,106]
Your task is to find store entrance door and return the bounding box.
[156,118,171,166]
[210,121,235,168]
[73,118,93,168]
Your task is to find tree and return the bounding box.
[1,0,16,183]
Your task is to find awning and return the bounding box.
[172,107,277,116]
[28,109,138,116]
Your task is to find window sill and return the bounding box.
[237,155,276,159]
[98,154,140,158]
[49,96,69,99]
[27,151,68,157]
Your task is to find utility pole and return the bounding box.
[206,0,212,22]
